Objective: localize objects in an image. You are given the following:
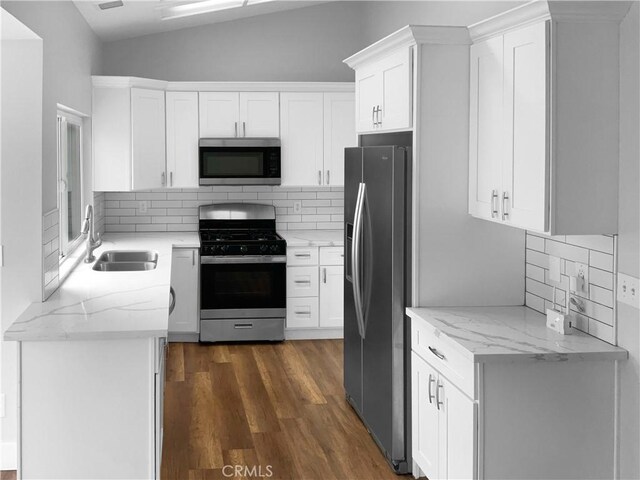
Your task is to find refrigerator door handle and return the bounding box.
[352,182,366,338]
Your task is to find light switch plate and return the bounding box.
[572,262,589,295]
[618,273,640,309]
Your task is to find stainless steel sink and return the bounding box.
[92,250,158,272]
[96,250,158,263]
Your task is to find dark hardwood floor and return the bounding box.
[161,340,401,480]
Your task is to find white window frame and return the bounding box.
[57,109,85,262]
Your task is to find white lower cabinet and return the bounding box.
[286,246,343,337]
[410,313,619,480]
[168,248,199,340]
[412,353,475,480]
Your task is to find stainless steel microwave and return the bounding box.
[199,138,281,185]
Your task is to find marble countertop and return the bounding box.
[279,230,344,247]
[4,233,200,342]
[406,306,627,362]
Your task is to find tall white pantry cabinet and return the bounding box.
[468,1,626,235]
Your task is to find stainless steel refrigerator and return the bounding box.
[344,137,412,474]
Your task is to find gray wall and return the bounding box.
[102,1,365,81]
[616,2,640,478]
[1,1,102,213]
[101,1,522,81]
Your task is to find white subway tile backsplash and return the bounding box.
[525,231,617,345]
[590,250,614,272]
[101,186,345,237]
[136,224,167,232]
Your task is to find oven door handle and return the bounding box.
[201,255,287,264]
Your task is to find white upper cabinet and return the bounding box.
[469,36,504,223]
[93,81,167,192]
[199,91,279,138]
[280,92,324,186]
[165,92,199,188]
[239,92,280,137]
[323,92,356,187]
[349,47,412,134]
[198,92,239,137]
[468,2,623,234]
[131,88,166,190]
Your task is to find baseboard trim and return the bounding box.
[168,332,199,343]
[0,442,17,470]
[285,328,343,340]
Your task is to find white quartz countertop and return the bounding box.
[279,230,344,247]
[406,306,627,362]
[4,233,200,342]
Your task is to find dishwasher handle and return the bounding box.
[169,287,176,315]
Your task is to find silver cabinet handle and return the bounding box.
[234,121,238,137]
[502,192,510,221]
[192,250,195,266]
[170,171,173,187]
[169,287,176,315]
[428,346,445,361]
[323,268,327,284]
[376,105,382,126]
[491,189,499,218]
[428,374,435,404]
[234,323,253,329]
[294,280,311,284]
[294,252,311,257]
[318,170,322,185]
[294,310,311,316]
[161,172,166,186]
[436,381,444,410]
[326,170,330,185]
[372,106,376,126]
[243,121,246,137]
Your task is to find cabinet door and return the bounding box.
[280,92,324,186]
[239,92,279,137]
[503,21,549,232]
[166,92,199,189]
[319,265,343,328]
[199,92,239,137]
[378,48,412,131]
[286,297,319,328]
[169,248,199,334]
[440,376,476,480]
[411,353,440,480]
[131,88,166,190]
[323,92,355,187]
[355,66,381,133]
[469,36,504,221]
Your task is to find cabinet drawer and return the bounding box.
[412,318,475,399]
[319,246,344,266]
[287,247,319,266]
[287,297,319,328]
[287,266,319,297]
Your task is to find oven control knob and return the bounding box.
[240,245,248,254]
[260,245,268,253]
[270,245,279,253]
[220,245,228,253]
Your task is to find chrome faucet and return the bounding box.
[81,204,102,263]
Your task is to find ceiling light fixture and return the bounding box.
[160,0,245,20]
[98,0,124,10]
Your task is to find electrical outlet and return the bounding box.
[293,201,302,214]
[618,273,640,309]
[573,262,589,294]
[139,200,148,214]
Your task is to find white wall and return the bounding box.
[616,2,640,478]
[0,11,44,469]
[1,0,102,214]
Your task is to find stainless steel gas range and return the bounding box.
[198,203,286,342]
